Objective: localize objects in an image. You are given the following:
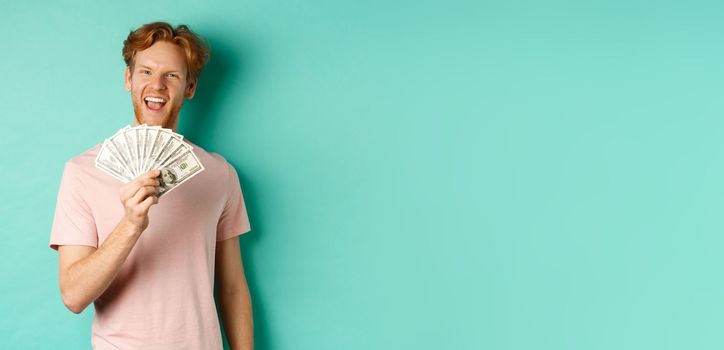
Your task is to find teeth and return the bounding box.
[144,97,166,103]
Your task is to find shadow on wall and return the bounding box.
[180,32,248,145]
[180,32,272,350]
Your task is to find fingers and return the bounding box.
[135,177,160,189]
[131,171,161,190]
[119,171,161,202]
[118,170,162,230]
[130,185,159,205]
[139,169,161,180]
[138,193,159,212]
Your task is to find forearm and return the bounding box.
[60,219,142,313]
[219,287,254,350]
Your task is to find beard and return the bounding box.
[131,97,183,130]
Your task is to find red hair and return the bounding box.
[122,22,210,82]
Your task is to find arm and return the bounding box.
[58,170,160,314]
[216,236,254,350]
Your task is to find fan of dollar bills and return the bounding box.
[95,124,204,197]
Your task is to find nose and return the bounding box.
[150,73,166,90]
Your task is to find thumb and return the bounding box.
[139,195,157,213]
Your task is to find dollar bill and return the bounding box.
[157,150,205,197]
[94,125,204,196]
[95,140,132,182]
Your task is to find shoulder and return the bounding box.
[189,143,232,168]
[56,144,104,201]
[63,144,102,176]
[187,142,236,179]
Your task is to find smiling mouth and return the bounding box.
[144,96,167,111]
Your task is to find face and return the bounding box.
[124,41,197,130]
[161,168,176,184]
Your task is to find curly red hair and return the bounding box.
[122,22,210,82]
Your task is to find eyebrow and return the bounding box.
[136,65,183,74]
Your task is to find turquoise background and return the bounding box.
[2,0,724,349]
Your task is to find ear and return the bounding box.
[124,67,132,92]
[185,78,197,99]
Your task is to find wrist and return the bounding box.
[118,217,145,237]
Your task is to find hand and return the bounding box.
[119,170,160,231]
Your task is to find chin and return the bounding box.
[136,115,161,125]
[135,109,166,123]
[145,119,167,127]
[132,102,179,129]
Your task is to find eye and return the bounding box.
[139,69,151,75]
[166,73,179,78]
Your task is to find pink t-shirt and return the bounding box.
[49,143,251,350]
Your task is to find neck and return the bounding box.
[132,119,177,131]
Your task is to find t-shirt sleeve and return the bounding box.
[216,163,252,241]
[49,161,98,250]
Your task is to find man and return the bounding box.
[158,168,178,195]
[49,22,254,350]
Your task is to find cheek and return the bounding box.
[170,92,186,105]
[131,84,143,97]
